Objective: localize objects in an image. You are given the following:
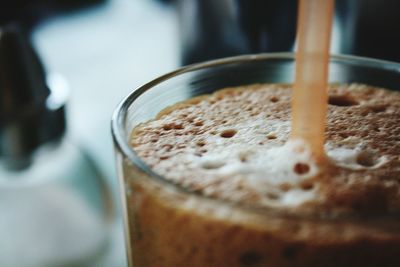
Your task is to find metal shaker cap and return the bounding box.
[0,23,67,170]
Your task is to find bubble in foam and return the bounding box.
[326,144,388,170]
[201,159,226,170]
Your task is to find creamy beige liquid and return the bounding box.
[127,83,400,267]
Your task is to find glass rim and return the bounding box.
[111,52,400,220]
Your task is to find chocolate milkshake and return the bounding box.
[123,83,400,267]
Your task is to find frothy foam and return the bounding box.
[193,136,390,207]
[191,139,319,207]
[132,83,400,214]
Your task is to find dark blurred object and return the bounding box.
[337,0,400,63]
[0,0,107,31]
[155,0,173,5]
[178,0,400,65]
[0,23,65,169]
[178,0,297,65]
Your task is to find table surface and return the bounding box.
[33,0,178,265]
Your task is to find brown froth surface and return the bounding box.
[131,83,400,216]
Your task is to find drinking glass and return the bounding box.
[112,53,400,267]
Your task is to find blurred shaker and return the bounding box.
[0,23,112,267]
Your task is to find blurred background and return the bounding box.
[1,0,399,266]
